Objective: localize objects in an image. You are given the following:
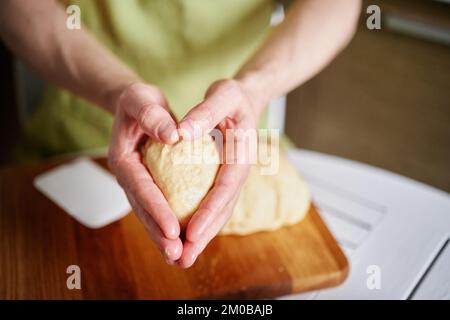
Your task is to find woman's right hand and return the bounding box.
[108,82,182,264]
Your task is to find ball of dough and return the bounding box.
[143,136,310,235]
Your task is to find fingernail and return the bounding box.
[166,224,179,239]
[164,245,181,260]
[187,253,197,268]
[168,130,179,144]
[187,227,202,243]
[158,121,178,144]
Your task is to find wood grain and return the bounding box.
[0,159,348,299]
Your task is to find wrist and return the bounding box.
[103,76,142,114]
[235,71,274,117]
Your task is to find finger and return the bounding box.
[185,163,249,242]
[128,194,183,262]
[178,195,238,268]
[178,81,243,140]
[114,152,180,240]
[219,119,257,165]
[120,83,178,144]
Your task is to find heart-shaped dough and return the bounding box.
[143,135,220,227]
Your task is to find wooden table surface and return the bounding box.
[0,158,348,299]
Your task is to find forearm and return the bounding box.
[0,0,139,113]
[236,0,361,113]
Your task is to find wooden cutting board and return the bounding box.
[0,159,348,299]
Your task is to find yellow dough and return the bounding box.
[143,135,310,235]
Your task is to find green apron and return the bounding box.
[17,0,274,161]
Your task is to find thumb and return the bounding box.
[120,83,179,144]
[178,80,241,140]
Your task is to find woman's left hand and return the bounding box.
[176,79,265,268]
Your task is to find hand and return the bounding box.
[176,79,264,268]
[108,82,182,264]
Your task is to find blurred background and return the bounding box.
[1,0,449,192]
[285,0,450,193]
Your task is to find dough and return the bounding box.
[221,142,310,235]
[143,135,310,235]
[143,135,220,227]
